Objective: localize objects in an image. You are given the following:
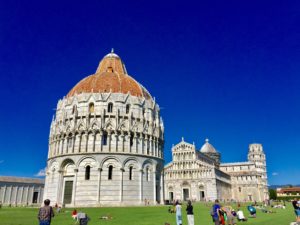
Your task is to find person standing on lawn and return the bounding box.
[37,199,54,225]
[175,201,182,225]
[186,200,194,225]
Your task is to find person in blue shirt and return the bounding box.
[211,199,221,225]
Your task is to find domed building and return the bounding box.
[43,50,165,207]
[164,138,268,202]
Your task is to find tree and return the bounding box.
[269,189,277,200]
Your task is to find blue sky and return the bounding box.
[0,1,299,185]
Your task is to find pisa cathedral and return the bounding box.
[43,50,268,207]
[164,139,269,202]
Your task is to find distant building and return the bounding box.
[277,187,300,197]
[164,139,269,202]
[0,176,44,206]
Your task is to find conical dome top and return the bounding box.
[200,139,218,153]
[67,50,152,99]
[95,49,127,74]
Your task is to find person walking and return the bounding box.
[175,201,182,225]
[37,199,54,225]
[186,200,194,225]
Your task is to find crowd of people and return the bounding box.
[36,197,299,225]
[170,199,278,225]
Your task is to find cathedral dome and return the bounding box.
[200,139,218,153]
[67,50,152,99]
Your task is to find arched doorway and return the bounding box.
[61,159,75,205]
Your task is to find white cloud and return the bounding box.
[35,168,46,177]
[272,172,279,176]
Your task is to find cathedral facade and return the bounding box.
[43,51,164,206]
[164,139,268,202]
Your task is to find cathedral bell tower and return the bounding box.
[248,144,269,200]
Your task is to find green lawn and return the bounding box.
[0,203,295,225]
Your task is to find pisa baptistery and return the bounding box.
[43,50,165,206]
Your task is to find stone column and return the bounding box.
[120,132,125,152]
[59,138,63,155]
[160,172,165,204]
[25,186,29,204]
[108,131,112,152]
[140,135,144,155]
[72,134,76,153]
[31,186,34,204]
[99,131,103,152]
[14,186,19,205]
[145,136,148,155]
[20,186,24,204]
[92,132,96,152]
[78,133,82,153]
[57,170,63,205]
[97,168,102,203]
[37,186,43,203]
[149,137,153,156]
[63,137,68,154]
[72,169,78,206]
[120,168,124,203]
[155,139,158,157]
[127,133,131,153]
[55,139,59,155]
[139,169,143,203]
[8,186,13,205]
[2,185,6,203]
[114,133,118,152]
[84,133,88,152]
[153,169,156,204]
[133,133,138,153]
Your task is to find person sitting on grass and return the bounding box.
[77,212,90,225]
[71,209,77,220]
[247,205,256,218]
[221,206,237,225]
[236,208,247,222]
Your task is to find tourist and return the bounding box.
[175,201,182,225]
[292,198,300,222]
[236,208,247,221]
[186,200,194,225]
[247,205,256,218]
[77,211,90,225]
[211,199,221,225]
[37,199,54,225]
[72,209,77,220]
[221,206,236,225]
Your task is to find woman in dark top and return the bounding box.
[186,200,194,225]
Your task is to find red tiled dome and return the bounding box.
[67,51,151,99]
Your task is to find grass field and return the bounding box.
[0,203,295,225]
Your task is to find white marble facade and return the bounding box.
[43,52,164,207]
[164,139,268,202]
